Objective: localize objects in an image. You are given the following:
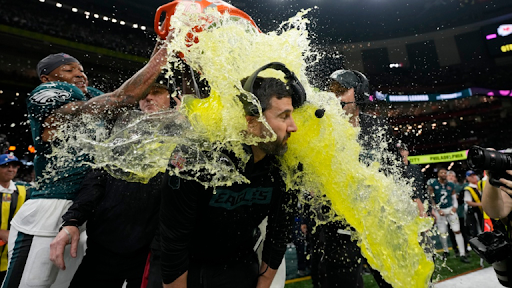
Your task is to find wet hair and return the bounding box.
[240,76,290,113]
[329,80,350,95]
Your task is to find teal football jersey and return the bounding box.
[429,179,455,209]
[27,82,103,200]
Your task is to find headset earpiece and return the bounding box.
[352,71,369,103]
[240,62,307,116]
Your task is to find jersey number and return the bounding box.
[439,190,448,205]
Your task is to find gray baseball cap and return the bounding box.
[329,70,360,89]
[37,53,80,78]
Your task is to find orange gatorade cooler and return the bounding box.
[154,0,260,40]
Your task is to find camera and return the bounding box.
[469,231,512,264]
[467,146,512,187]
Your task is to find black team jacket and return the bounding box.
[62,169,164,255]
[160,146,297,284]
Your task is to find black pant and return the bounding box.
[187,254,259,288]
[69,242,148,288]
[145,250,162,288]
[467,210,483,237]
[294,238,309,271]
[311,223,364,288]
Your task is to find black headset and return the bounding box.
[351,70,370,103]
[241,62,307,116]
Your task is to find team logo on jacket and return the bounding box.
[30,89,72,105]
[209,187,273,210]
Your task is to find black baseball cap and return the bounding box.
[37,53,80,78]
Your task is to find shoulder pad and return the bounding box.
[29,82,84,106]
[86,87,105,97]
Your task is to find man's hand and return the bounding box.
[500,170,512,194]
[173,94,183,111]
[438,209,445,216]
[163,271,187,288]
[0,229,9,243]
[50,226,80,270]
[256,261,277,288]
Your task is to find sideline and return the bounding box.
[285,276,311,284]
[284,248,483,286]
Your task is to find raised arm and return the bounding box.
[41,46,168,142]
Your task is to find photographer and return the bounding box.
[467,146,512,287]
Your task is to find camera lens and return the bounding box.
[467,146,512,171]
[467,146,485,169]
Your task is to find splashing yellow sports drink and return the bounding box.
[54,2,435,286]
[164,5,434,287]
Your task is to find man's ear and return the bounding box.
[40,75,50,83]
[246,115,257,126]
[245,115,260,134]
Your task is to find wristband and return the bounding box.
[61,227,72,244]
[59,220,80,231]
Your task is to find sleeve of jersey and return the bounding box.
[61,169,107,226]
[160,177,199,284]
[262,187,298,269]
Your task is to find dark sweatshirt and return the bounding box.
[62,169,164,255]
[159,147,297,284]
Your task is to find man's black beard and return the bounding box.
[258,136,288,156]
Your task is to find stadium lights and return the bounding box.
[38,1,150,32]
[8,146,16,151]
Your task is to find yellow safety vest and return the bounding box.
[466,186,490,220]
[478,180,485,194]
[0,185,27,271]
